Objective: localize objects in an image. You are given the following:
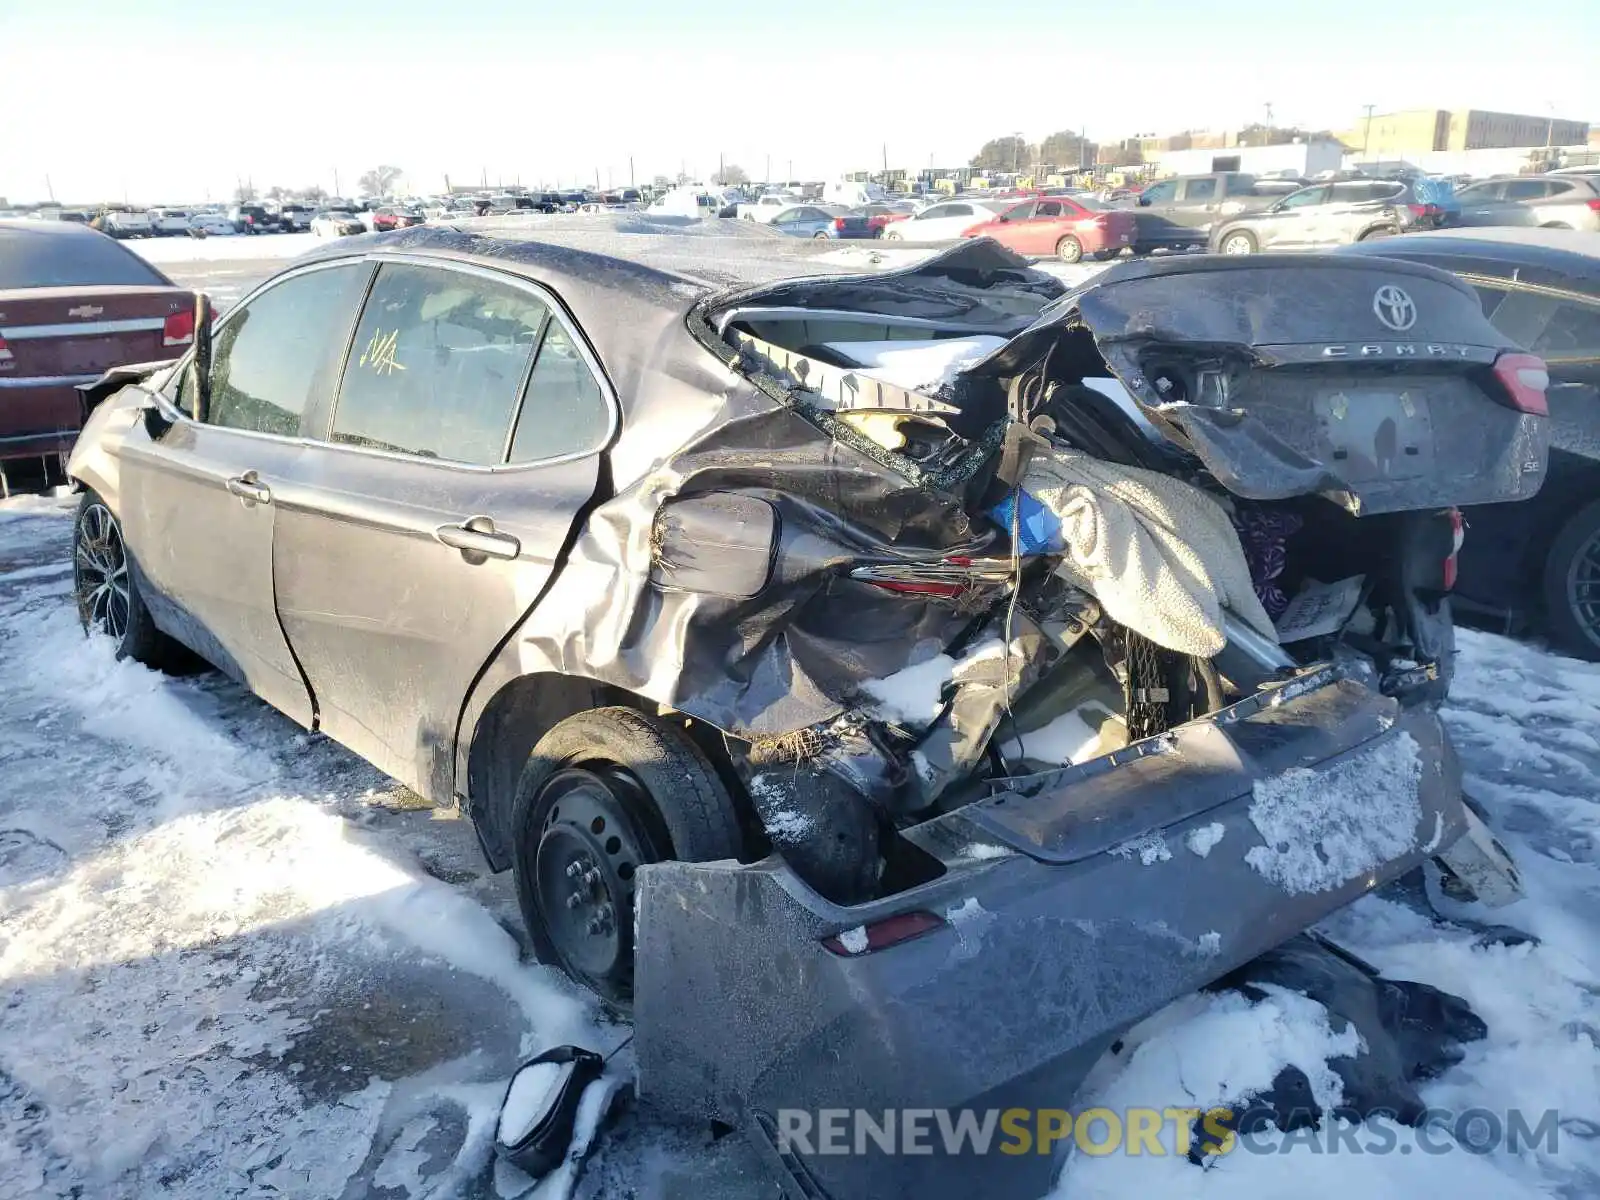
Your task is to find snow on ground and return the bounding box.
[2,491,1597,1200]
[0,498,622,1200]
[128,232,321,264]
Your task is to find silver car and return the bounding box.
[1453,174,1600,233]
[1210,179,1441,254]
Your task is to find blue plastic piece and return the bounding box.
[989,490,1062,555]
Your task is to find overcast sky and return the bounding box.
[2,0,1596,204]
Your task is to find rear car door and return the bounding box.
[119,259,374,725]
[269,259,613,798]
[1256,185,1329,249]
[1455,180,1510,226]
[1173,177,1220,229]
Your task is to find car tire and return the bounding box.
[885,229,903,241]
[812,231,830,239]
[1542,499,1600,661]
[1055,235,1084,263]
[1358,225,1397,241]
[510,706,744,1008]
[1540,222,1574,230]
[1219,230,1257,255]
[72,490,179,668]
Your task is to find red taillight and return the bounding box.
[1491,351,1549,416]
[162,309,195,347]
[0,334,11,363]
[865,579,968,598]
[1406,203,1426,217]
[834,217,846,231]
[1443,507,1464,591]
[1587,199,1600,212]
[822,912,945,956]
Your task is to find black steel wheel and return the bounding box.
[511,707,743,1008]
[1544,499,1600,661]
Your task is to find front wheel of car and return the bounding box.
[1359,225,1397,241]
[1220,231,1257,255]
[510,706,745,1009]
[1542,499,1600,661]
[1055,235,1084,263]
[72,491,177,667]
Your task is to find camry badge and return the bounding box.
[1373,285,1416,332]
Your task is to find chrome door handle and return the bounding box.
[435,516,520,560]
[225,472,271,504]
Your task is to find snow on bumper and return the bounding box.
[632,669,1464,1200]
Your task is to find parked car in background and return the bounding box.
[1131,172,1278,252]
[648,187,722,218]
[100,208,153,239]
[151,209,192,237]
[849,202,917,236]
[962,195,1136,263]
[0,220,196,489]
[1452,175,1600,233]
[881,198,1005,241]
[277,204,314,232]
[1343,227,1600,658]
[311,210,367,238]
[187,212,236,237]
[229,204,277,234]
[739,193,802,222]
[768,204,874,239]
[1210,179,1449,254]
[367,206,424,232]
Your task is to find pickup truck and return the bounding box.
[1129,172,1280,253]
[100,208,153,239]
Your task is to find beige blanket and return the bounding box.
[1022,449,1278,657]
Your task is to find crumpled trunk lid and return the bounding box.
[962,254,1550,515]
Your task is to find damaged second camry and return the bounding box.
[67,218,1543,1198]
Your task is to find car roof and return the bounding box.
[0,217,108,239]
[1342,227,1600,272]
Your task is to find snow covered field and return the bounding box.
[2,501,1597,1194]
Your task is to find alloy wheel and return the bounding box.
[74,503,130,644]
[1567,526,1600,650]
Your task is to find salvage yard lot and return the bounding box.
[3,487,1598,1197]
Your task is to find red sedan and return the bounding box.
[0,221,197,490]
[962,196,1136,263]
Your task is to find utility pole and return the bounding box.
[630,156,635,187]
[765,153,771,184]
[882,142,888,175]
[1361,104,1376,159]
[44,174,55,202]
[334,167,341,197]
[719,151,724,184]
[787,159,792,182]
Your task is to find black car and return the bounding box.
[1345,228,1600,657]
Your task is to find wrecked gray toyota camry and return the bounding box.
[67,220,1545,1199]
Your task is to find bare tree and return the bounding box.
[233,183,258,203]
[264,185,288,201]
[358,165,404,197]
[712,163,750,186]
[303,185,328,203]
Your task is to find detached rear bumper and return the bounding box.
[634,668,1463,1200]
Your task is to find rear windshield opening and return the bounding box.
[0,226,173,290]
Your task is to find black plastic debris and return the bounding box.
[494,1045,605,1180]
[1193,933,1486,1159]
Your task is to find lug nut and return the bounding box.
[566,894,584,910]
[566,862,582,879]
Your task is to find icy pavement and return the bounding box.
[2,494,1598,1200]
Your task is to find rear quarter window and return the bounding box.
[0,226,172,289]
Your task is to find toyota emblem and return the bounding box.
[1373,284,1417,332]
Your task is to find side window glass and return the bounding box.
[1183,179,1217,201]
[1281,187,1328,208]
[331,263,546,464]
[1505,179,1548,200]
[1036,201,1062,218]
[1530,297,1600,369]
[508,320,610,462]
[1142,181,1176,203]
[208,263,368,436]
